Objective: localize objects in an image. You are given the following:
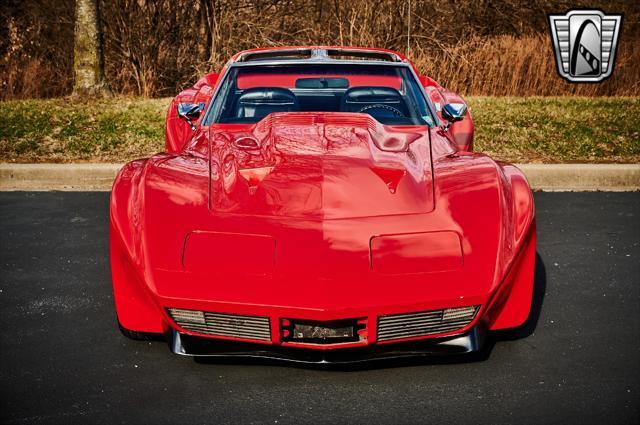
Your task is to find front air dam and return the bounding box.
[168,323,487,364]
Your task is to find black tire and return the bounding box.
[118,320,164,341]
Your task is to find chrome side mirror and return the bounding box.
[177,102,205,130]
[441,103,467,129]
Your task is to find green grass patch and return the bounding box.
[0,97,167,162]
[0,96,638,163]
[468,97,640,163]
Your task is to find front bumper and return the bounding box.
[169,324,487,364]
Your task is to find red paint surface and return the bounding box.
[237,74,402,89]
[370,231,463,274]
[112,46,536,348]
[182,231,275,275]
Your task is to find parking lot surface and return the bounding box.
[1,192,638,424]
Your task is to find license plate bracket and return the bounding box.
[282,319,364,344]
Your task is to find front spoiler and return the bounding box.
[169,325,486,364]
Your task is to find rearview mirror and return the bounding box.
[441,103,467,124]
[177,102,205,130]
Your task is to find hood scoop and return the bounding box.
[239,166,275,193]
[370,166,406,193]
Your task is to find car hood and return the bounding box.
[130,115,507,312]
[208,112,434,219]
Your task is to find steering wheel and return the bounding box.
[358,104,404,117]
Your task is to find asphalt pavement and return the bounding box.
[0,192,638,424]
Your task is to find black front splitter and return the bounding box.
[168,325,487,365]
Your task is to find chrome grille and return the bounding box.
[377,306,479,342]
[168,308,271,341]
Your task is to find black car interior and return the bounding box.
[233,87,300,121]
[340,86,409,119]
[224,84,416,125]
[209,63,434,126]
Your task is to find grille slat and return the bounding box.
[377,316,448,326]
[377,320,473,338]
[204,311,266,323]
[178,329,270,339]
[169,308,271,341]
[378,313,443,324]
[378,319,476,335]
[378,324,472,340]
[173,322,272,336]
[377,306,479,342]
[175,329,271,339]
[377,320,476,339]
[201,321,272,331]
[379,325,467,338]
[174,324,271,339]
[441,312,476,320]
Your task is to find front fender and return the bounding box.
[488,164,536,330]
[110,160,166,333]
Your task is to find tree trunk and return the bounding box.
[72,0,109,96]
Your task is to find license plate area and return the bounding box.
[281,318,366,344]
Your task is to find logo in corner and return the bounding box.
[548,10,623,82]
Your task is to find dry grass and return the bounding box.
[1,97,638,164]
[415,34,640,96]
[2,0,638,99]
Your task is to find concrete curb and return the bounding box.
[516,164,640,192]
[0,164,122,191]
[0,163,639,192]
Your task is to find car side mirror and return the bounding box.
[441,103,467,124]
[177,102,204,130]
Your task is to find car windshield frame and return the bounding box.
[202,61,438,127]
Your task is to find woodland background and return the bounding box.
[1,0,639,100]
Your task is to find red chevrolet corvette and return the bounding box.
[110,47,536,363]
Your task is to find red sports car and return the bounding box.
[110,47,536,363]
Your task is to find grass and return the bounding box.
[468,97,640,163]
[0,97,638,163]
[0,97,167,163]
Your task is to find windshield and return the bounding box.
[206,64,434,126]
